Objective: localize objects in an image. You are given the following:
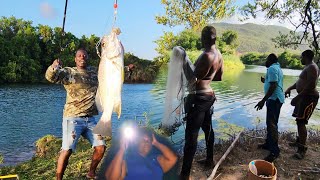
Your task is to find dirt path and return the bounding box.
[177,130,320,180]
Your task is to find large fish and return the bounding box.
[93,28,124,136]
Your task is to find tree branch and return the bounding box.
[266,0,279,19]
[306,0,319,51]
[186,0,196,13]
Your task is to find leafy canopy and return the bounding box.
[156,0,235,31]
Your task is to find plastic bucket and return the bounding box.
[248,160,277,180]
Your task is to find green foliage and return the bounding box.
[241,0,320,62]
[154,31,177,56]
[175,30,202,50]
[155,28,240,63]
[221,30,239,48]
[0,16,155,83]
[156,0,235,31]
[278,51,303,69]
[240,52,267,66]
[241,51,303,69]
[124,53,160,83]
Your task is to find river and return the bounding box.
[0,65,319,166]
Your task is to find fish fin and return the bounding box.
[95,88,103,112]
[93,120,112,137]
[114,102,122,119]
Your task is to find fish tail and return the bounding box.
[93,118,112,137]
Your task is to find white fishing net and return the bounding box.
[161,46,195,133]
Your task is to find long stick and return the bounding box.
[207,131,243,180]
[62,0,68,35]
[60,0,68,52]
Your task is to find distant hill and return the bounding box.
[212,23,306,54]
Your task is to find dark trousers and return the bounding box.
[266,99,282,156]
[181,94,215,176]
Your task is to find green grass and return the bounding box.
[0,135,111,180]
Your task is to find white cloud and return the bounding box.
[40,2,56,19]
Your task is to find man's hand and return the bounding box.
[285,89,291,98]
[151,134,159,146]
[52,59,62,69]
[254,100,265,111]
[261,76,265,83]
[119,138,128,151]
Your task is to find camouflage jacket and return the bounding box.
[45,65,98,117]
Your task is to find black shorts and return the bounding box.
[293,95,319,124]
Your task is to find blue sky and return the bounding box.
[0,0,287,60]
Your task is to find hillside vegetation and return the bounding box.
[212,23,306,54]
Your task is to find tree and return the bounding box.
[241,0,320,62]
[221,30,238,48]
[176,30,202,50]
[156,0,235,31]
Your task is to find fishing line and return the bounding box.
[96,0,119,58]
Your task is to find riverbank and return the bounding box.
[1,129,319,179]
[184,129,320,180]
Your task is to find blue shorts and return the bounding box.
[62,116,105,152]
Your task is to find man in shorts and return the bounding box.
[285,49,319,159]
[45,48,106,179]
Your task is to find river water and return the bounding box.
[0,65,319,166]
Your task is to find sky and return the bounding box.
[0,0,293,60]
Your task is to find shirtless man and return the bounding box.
[285,49,319,159]
[180,26,223,180]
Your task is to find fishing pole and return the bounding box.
[59,0,68,63]
[61,0,68,50]
[62,0,68,37]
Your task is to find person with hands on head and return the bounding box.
[105,128,178,180]
[45,48,106,180]
[254,53,284,162]
[285,49,319,159]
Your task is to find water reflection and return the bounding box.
[151,65,320,142]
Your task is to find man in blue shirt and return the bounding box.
[255,53,284,162]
